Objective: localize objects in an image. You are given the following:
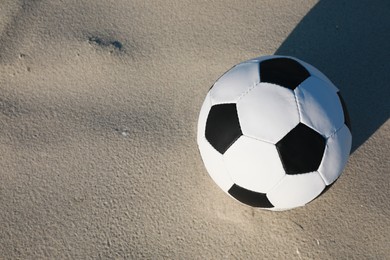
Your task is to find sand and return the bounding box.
[0,0,389,259]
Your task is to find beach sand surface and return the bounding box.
[0,0,389,259]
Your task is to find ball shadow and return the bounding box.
[275,0,390,153]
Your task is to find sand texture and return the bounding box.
[0,0,389,259]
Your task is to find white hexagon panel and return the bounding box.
[267,171,326,209]
[318,125,352,185]
[224,136,285,193]
[209,62,260,105]
[198,136,234,192]
[295,76,345,138]
[237,82,300,144]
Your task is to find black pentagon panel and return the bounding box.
[228,184,274,208]
[205,104,242,154]
[276,123,326,175]
[337,92,352,132]
[260,58,310,90]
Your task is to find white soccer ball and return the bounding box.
[197,55,352,211]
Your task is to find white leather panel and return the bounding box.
[210,62,260,105]
[224,136,285,193]
[267,171,326,209]
[318,125,352,185]
[237,82,300,144]
[198,136,234,192]
[295,77,344,138]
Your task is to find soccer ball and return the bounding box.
[197,55,352,211]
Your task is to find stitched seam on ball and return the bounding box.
[265,173,286,194]
[328,124,345,139]
[308,75,342,139]
[316,173,328,194]
[243,134,275,145]
[292,89,302,122]
[236,81,261,103]
[318,125,347,185]
[221,150,238,188]
[317,147,329,185]
[200,135,236,189]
